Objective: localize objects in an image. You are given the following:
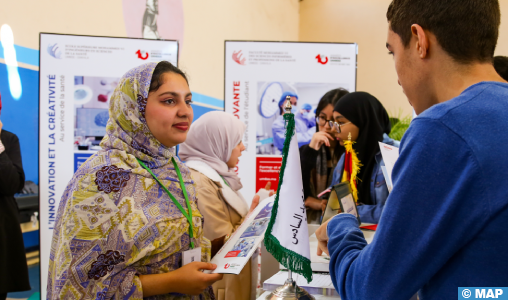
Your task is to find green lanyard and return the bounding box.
[137,157,195,249]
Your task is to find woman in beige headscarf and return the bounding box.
[179,111,272,300]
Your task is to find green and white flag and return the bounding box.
[264,112,313,282]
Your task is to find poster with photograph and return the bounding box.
[209,196,275,274]
[224,41,357,203]
[73,76,119,154]
[256,81,349,155]
[39,33,178,296]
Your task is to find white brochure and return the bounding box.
[378,142,400,192]
[207,196,275,274]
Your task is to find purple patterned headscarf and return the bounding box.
[101,62,183,169]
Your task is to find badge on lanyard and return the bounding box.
[182,247,202,265]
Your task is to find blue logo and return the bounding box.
[459,288,508,299]
[47,43,62,59]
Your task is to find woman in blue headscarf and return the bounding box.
[271,92,313,153]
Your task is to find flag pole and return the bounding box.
[265,97,315,300]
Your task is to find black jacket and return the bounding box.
[300,144,338,200]
[0,130,30,293]
[300,144,320,200]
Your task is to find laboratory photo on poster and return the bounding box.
[74,76,120,151]
[256,81,349,155]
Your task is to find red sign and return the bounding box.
[256,156,282,192]
[225,251,241,258]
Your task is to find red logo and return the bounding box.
[315,54,328,65]
[232,50,246,65]
[136,50,149,60]
[224,263,230,269]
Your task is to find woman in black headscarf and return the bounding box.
[328,92,399,224]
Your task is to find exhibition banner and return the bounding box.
[224,41,357,204]
[39,33,178,296]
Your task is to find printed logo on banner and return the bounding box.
[136,50,149,60]
[232,50,246,65]
[315,54,328,65]
[47,44,63,59]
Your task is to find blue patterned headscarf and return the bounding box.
[47,62,213,300]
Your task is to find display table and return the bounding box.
[281,228,376,272]
[257,291,341,300]
[259,225,376,300]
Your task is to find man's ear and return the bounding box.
[411,24,429,59]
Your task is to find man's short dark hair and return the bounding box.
[494,56,508,81]
[387,0,500,64]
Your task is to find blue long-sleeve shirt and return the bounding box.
[327,82,508,300]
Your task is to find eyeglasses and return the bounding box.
[330,121,351,133]
[315,116,351,133]
[315,115,333,126]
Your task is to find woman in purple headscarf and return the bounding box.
[47,61,222,299]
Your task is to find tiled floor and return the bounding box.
[6,264,39,300]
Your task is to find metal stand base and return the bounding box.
[265,278,315,300]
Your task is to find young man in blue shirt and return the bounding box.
[315,0,508,299]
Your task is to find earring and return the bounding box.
[348,132,351,142]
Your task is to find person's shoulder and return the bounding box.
[189,168,205,184]
[0,130,19,145]
[1,129,18,139]
[189,168,220,190]
[419,82,508,121]
[410,82,508,139]
[299,143,318,153]
[382,133,400,148]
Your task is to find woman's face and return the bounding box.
[227,141,246,168]
[317,104,334,135]
[332,111,359,146]
[145,72,193,148]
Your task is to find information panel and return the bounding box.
[224,41,357,204]
[39,33,178,295]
